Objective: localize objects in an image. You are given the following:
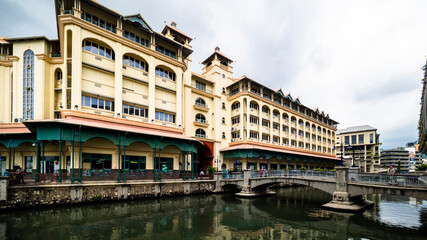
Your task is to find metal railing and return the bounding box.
[221,172,243,180]
[192,84,213,94]
[348,173,427,187]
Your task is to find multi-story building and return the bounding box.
[381,147,422,172]
[335,125,381,172]
[0,0,339,182]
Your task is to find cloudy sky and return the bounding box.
[1,0,426,149]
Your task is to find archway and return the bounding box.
[123,141,154,180]
[196,142,213,173]
[80,137,117,181]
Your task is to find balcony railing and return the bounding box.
[192,84,213,94]
[196,134,206,138]
[62,9,74,15]
[195,102,208,108]
[195,119,207,124]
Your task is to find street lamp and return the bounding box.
[214,157,221,172]
[347,144,355,167]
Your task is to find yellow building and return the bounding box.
[335,125,381,173]
[0,0,338,183]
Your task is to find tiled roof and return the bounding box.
[337,125,376,134]
[165,24,192,41]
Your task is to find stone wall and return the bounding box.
[5,180,216,208]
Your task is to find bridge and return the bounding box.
[214,167,427,212]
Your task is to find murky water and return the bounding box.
[0,186,426,239]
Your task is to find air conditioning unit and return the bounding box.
[14,118,23,123]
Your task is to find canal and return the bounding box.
[1,186,426,239]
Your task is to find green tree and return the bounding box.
[416,164,427,171]
[397,161,401,173]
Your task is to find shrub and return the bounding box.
[416,164,427,171]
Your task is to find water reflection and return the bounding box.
[0,186,426,239]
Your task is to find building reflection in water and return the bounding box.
[0,186,426,239]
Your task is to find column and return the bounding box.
[176,69,183,127]
[246,99,250,139]
[148,57,156,122]
[114,42,123,118]
[240,98,244,140]
[71,25,82,110]
[34,56,44,119]
[11,58,19,120]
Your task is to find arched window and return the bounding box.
[222,103,226,109]
[222,87,225,94]
[196,129,206,138]
[195,113,206,123]
[222,117,225,124]
[231,102,240,110]
[273,110,280,117]
[250,101,259,110]
[282,113,289,121]
[123,55,148,71]
[195,97,206,107]
[222,132,226,139]
[82,40,115,60]
[155,66,175,81]
[262,106,270,114]
[23,49,34,120]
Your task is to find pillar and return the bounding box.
[114,42,123,118]
[322,166,373,212]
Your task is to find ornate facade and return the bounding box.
[0,0,338,182]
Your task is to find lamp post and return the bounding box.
[215,157,221,172]
[347,144,355,167]
[340,142,344,166]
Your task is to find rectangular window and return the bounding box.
[351,135,356,144]
[105,100,111,111]
[250,116,258,124]
[262,134,269,141]
[155,158,173,172]
[91,43,98,55]
[370,134,374,143]
[84,95,90,107]
[98,99,104,109]
[196,81,206,91]
[250,132,258,139]
[345,136,349,145]
[262,119,269,127]
[99,46,105,57]
[232,116,240,125]
[358,134,364,144]
[91,97,98,108]
[155,111,175,123]
[122,155,146,173]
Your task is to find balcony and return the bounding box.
[196,134,206,138]
[193,102,209,112]
[192,84,212,94]
[62,9,74,15]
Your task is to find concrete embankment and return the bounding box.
[1,177,217,209]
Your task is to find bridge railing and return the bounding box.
[349,173,427,187]
[250,170,336,179]
[220,172,244,180]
